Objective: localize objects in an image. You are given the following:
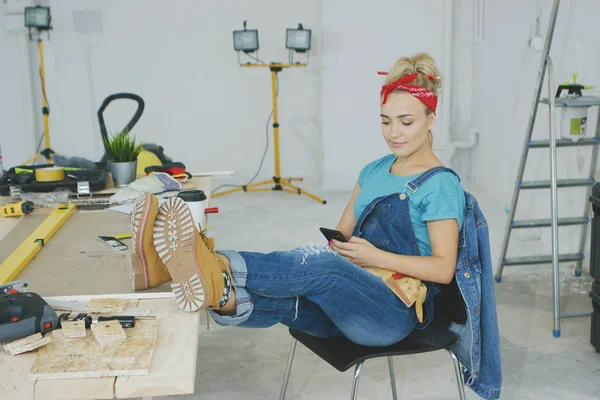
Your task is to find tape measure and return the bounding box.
[35,167,65,182]
[1,201,35,218]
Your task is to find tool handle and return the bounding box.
[0,317,35,341]
[97,316,136,328]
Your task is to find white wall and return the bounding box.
[320,0,446,190]
[471,0,600,264]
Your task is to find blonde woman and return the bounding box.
[130,52,501,399]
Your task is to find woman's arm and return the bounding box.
[331,218,459,284]
[335,182,361,239]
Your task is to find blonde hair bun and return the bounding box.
[384,52,443,96]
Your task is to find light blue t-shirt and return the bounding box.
[354,154,466,256]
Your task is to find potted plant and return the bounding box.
[103,130,143,188]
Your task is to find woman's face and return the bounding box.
[380,90,436,158]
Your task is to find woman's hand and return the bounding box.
[329,236,382,268]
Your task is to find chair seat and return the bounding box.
[289,324,458,372]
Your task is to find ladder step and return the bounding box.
[519,178,594,189]
[502,253,584,266]
[528,138,600,148]
[511,216,590,228]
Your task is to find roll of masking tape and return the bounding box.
[35,167,65,182]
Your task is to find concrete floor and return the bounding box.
[155,181,600,400]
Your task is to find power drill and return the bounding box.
[1,201,35,218]
[0,291,58,341]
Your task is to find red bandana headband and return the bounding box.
[378,71,441,114]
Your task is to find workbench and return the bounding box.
[0,176,212,399]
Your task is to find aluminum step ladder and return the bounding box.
[494,0,600,337]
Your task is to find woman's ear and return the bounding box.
[428,112,436,130]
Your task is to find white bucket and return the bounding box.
[560,106,588,142]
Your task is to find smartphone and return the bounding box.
[319,227,348,243]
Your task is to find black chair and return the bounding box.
[279,278,468,400]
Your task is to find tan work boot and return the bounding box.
[153,196,233,312]
[130,192,172,291]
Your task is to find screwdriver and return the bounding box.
[1,201,35,218]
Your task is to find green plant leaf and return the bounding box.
[103,130,144,162]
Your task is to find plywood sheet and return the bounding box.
[86,298,128,313]
[29,319,158,380]
[4,333,52,355]
[115,299,199,398]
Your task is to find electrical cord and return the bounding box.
[244,52,265,65]
[36,133,44,153]
[212,75,280,195]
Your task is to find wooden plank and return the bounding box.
[61,320,87,338]
[91,320,127,347]
[0,345,37,400]
[114,298,200,398]
[4,333,52,355]
[86,298,128,313]
[29,319,159,380]
[35,378,115,400]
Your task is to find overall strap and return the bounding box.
[401,166,459,198]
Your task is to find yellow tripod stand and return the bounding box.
[22,39,54,165]
[212,63,326,204]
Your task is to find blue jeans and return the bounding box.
[208,245,419,347]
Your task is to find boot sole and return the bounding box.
[130,192,152,290]
[153,197,208,312]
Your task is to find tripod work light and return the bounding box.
[215,21,326,204]
[21,6,55,165]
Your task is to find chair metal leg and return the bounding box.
[279,338,298,400]
[350,362,364,400]
[388,357,398,400]
[446,349,467,400]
